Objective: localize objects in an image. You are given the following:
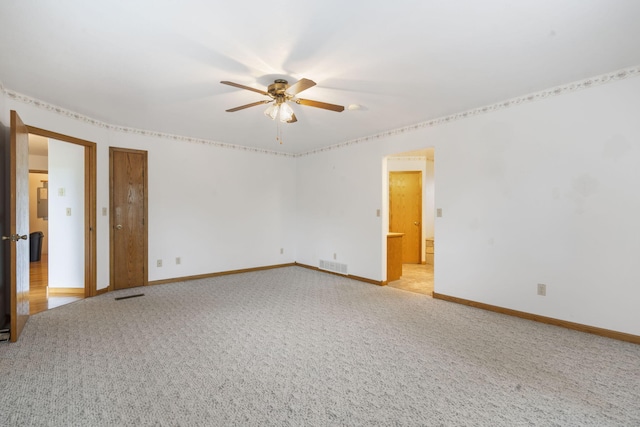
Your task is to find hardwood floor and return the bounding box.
[387,263,434,296]
[29,255,84,315]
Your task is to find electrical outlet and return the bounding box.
[157,259,162,267]
[537,283,546,296]
[280,248,284,254]
[333,253,337,260]
[176,257,181,265]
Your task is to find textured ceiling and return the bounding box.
[1,1,640,154]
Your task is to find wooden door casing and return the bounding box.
[110,147,148,290]
[389,171,422,264]
[9,110,30,341]
[27,125,98,299]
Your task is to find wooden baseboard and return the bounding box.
[148,263,297,286]
[103,261,380,295]
[294,262,384,286]
[433,292,640,345]
[48,287,85,297]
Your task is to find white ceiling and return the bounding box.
[2,1,640,154]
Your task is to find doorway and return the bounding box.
[3,112,96,342]
[27,129,97,314]
[385,149,435,296]
[109,147,148,290]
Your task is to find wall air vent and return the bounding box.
[319,260,348,275]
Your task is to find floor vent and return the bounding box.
[319,260,348,275]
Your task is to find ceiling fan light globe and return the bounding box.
[279,103,294,123]
[264,104,279,120]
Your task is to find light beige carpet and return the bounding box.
[1,266,638,426]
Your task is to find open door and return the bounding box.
[4,111,30,341]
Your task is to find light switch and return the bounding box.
[437,208,443,217]
[66,208,72,216]
[102,207,107,216]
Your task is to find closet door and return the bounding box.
[110,147,148,290]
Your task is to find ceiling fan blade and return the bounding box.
[225,100,272,112]
[220,81,270,96]
[286,113,298,123]
[286,78,316,96]
[296,98,345,112]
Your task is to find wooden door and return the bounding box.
[110,147,147,290]
[6,111,30,341]
[389,171,422,264]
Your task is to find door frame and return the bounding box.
[26,125,97,298]
[109,146,148,290]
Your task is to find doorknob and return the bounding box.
[414,221,421,226]
[2,234,28,242]
[115,224,123,230]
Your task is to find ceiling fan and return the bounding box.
[220,78,344,123]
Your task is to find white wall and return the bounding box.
[118,132,298,281]
[425,157,434,240]
[2,73,640,337]
[48,139,85,288]
[295,143,386,279]
[296,76,640,336]
[0,98,298,290]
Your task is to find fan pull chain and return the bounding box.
[276,119,283,144]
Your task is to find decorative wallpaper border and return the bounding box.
[3,65,639,158]
[1,88,295,158]
[298,65,640,157]
[387,156,428,162]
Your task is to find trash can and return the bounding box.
[30,231,44,262]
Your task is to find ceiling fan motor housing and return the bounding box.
[268,80,289,98]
